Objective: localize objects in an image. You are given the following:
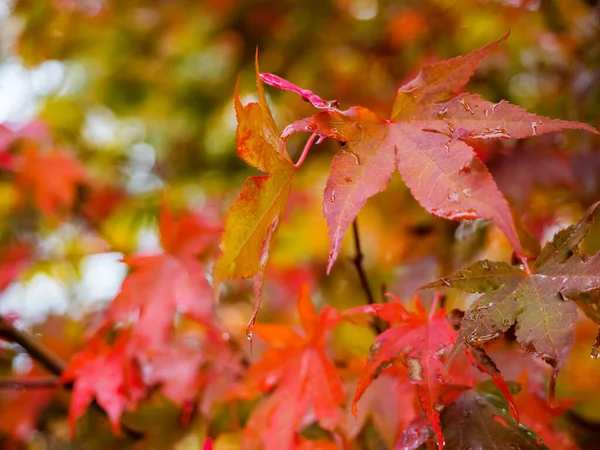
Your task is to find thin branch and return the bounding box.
[380,283,388,303]
[0,317,66,376]
[0,376,59,389]
[351,219,384,334]
[351,219,376,305]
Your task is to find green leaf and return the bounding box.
[441,387,548,450]
[423,202,600,375]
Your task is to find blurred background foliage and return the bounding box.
[1,0,600,448]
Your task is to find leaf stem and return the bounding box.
[351,220,384,334]
[293,132,318,168]
[519,254,531,275]
[0,376,59,389]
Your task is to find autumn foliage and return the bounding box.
[2,1,600,449]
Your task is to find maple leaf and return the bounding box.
[0,244,32,291]
[213,54,295,336]
[143,326,242,419]
[106,204,214,352]
[0,389,55,443]
[262,34,598,273]
[159,201,221,260]
[60,333,146,435]
[513,376,578,450]
[14,145,88,218]
[422,201,600,400]
[239,285,343,450]
[143,338,204,408]
[0,120,50,169]
[491,141,577,207]
[346,370,418,448]
[440,383,548,450]
[81,184,127,225]
[343,296,457,449]
[396,413,435,450]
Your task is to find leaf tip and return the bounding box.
[351,401,358,418]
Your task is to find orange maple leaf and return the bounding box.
[15,146,88,218]
[240,285,343,450]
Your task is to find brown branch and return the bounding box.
[0,376,59,389]
[351,219,384,334]
[0,317,66,375]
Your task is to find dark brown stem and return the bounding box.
[0,317,66,375]
[352,220,375,305]
[0,376,59,389]
[380,283,388,303]
[351,219,384,334]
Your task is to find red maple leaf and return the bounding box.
[261,34,598,273]
[346,368,417,448]
[514,376,578,450]
[159,202,221,260]
[344,296,456,449]
[81,184,127,225]
[0,389,55,444]
[0,120,50,169]
[344,295,519,449]
[0,244,32,291]
[14,145,88,218]
[105,204,215,353]
[238,285,343,450]
[143,326,241,419]
[60,332,146,435]
[62,204,225,433]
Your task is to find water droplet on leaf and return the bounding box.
[592,330,600,359]
[458,162,472,175]
[458,99,475,115]
[447,191,460,203]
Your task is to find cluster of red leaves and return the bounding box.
[232,286,343,449]
[1,33,599,449]
[226,286,566,449]
[214,33,597,344]
[344,296,460,448]
[207,34,598,449]
[59,204,242,433]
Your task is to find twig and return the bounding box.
[351,219,384,334]
[0,317,66,376]
[351,220,375,305]
[380,283,387,303]
[0,376,59,389]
